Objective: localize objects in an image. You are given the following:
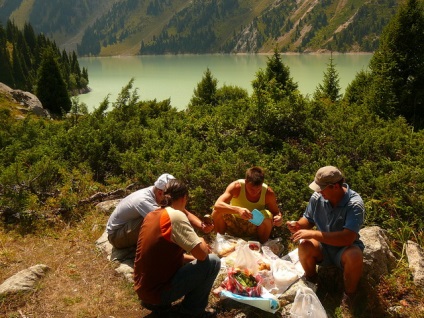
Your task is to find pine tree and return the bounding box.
[11,44,27,89]
[264,49,298,96]
[314,54,342,102]
[189,67,218,109]
[35,49,72,116]
[0,24,14,86]
[252,48,298,103]
[368,0,424,128]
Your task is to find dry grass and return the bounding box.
[0,209,143,318]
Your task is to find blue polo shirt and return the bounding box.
[303,183,365,247]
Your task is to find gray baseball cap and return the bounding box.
[309,166,343,192]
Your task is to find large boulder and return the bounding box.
[317,226,397,292]
[360,226,397,282]
[0,82,50,118]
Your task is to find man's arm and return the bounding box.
[189,237,211,261]
[265,187,284,226]
[286,216,313,232]
[185,210,214,234]
[291,228,358,246]
[212,181,252,219]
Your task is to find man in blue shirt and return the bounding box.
[287,166,365,315]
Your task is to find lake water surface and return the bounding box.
[77,54,372,111]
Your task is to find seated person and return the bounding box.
[134,179,220,318]
[211,166,283,243]
[287,166,365,315]
[106,173,213,251]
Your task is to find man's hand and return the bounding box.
[272,213,284,227]
[291,229,316,242]
[201,222,214,234]
[238,207,253,220]
[286,220,301,233]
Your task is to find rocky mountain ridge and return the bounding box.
[1,0,402,56]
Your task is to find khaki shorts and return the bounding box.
[108,216,144,249]
[223,209,272,240]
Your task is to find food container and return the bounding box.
[249,209,265,226]
[248,241,261,252]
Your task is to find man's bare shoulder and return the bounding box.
[227,180,242,196]
[265,185,278,199]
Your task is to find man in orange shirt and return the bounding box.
[134,179,220,318]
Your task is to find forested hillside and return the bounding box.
[0,0,119,52]
[0,0,403,55]
[0,21,89,116]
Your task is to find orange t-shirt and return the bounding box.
[133,207,201,304]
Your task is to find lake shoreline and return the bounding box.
[95,52,374,58]
[77,54,372,111]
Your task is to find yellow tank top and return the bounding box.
[230,179,267,211]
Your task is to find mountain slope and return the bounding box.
[1,0,121,51]
[0,0,402,55]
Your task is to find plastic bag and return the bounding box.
[221,243,266,297]
[234,243,263,274]
[263,237,284,257]
[272,258,299,293]
[223,267,262,297]
[290,286,327,318]
[262,246,300,293]
[212,233,244,257]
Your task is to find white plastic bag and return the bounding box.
[272,258,299,293]
[234,242,262,274]
[262,246,300,293]
[290,286,327,318]
[212,233,243,257]
[263,237,284,256]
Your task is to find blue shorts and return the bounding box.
[318,240,364,269]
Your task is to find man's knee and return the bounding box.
[299,239,317,253]
[208,254,221,269]
[342,246,363,268]
[298,239,322,262]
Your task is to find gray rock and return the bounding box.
[0,82,50,118]
[96,199,122,214]
[0,264,50,296]
[96,230,135,282]
[360,226,396,282]
[406,240,424,289]
[11,90,49,118]
[0,82,13,94]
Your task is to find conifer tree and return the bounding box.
[264,49,298,96]
[314,54,342,102]
[189,67,218,109]
[36,49,72,116]
[368,0,424,128]
[11,44,27,89]
[252,48,298,103]
[23,23,37,51]
[0,24,14,86]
